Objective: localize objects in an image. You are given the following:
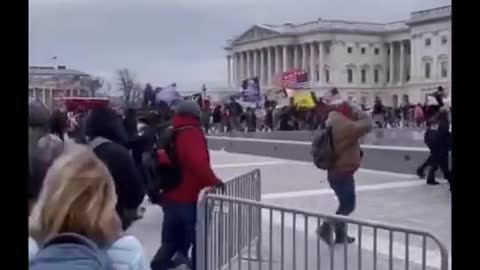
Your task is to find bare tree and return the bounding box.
[85,77,104,97]
[116,68,142,108]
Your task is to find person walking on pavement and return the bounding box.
[426,107,452,191]
[151,100,225,270]
[317,93,372,245]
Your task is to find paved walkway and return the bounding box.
[128,150,451,269]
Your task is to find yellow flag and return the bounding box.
[293,91,316,108]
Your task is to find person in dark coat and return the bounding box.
[212,105,223,133]
[123,108,138,140]
[426,107,452,190]
[49,110,68,141]
[227,97,243,131]
[86,107,145,230]
[264,106,274,131]
[151,100,224,270]
[143,83,154,108]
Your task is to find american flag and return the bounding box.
[274,69,311,89]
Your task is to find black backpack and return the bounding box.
[30,233,112,270]
[144,126,195,204]
[311,126,336,170]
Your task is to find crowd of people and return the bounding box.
[28,98,224,270]
[194,88,448,135]
[27,84,451,269]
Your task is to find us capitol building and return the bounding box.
[225,5,451,106]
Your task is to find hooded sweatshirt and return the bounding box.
[86,107,145,228]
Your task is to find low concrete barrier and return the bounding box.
[208,128,426,147]
[207,135,430,175]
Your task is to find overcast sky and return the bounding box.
[29,0,450,91]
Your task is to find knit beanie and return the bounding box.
[174,100,201,119]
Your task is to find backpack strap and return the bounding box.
[88,137,112,151]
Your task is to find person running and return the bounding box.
[151,100,224,270]
[317,98,372,245]
[29,146,150,270]
[86,107,145,230]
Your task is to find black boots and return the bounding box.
[416,168,425,179]
[317,222,355,246]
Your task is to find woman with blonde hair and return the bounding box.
[29,145,150,270]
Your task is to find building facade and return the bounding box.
[225,5,451,106]
[29,66,94,108]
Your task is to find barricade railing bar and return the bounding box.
[197,169,262,270]
[197,194,449,270]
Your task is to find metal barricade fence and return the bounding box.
[197,169,262,270]
[197,194,449,270]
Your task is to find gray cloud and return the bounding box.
[29,0,451,91]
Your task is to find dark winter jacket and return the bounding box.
[430,110,451,154]
[212,107,222,123]
[86,108,145,229]
[163,115,221,203]
[228,102,242,117]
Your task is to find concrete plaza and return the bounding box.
[127,150,451,269]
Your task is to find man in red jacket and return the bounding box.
[151,100,224,270]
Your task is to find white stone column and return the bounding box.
[309,43,315,84]
[389,43,394,85]
[318,42,324,83]
[246,51,251,79]
[275,46,281,77]
[227,55,232,87]
[267,47,272,86]
[399,41,404,85]
[231,54,236,87]
[252,50,258,77]
[302,43,307,70]
[41,89,46,104]
[238,52,245,80]
[282,45,288,72]
[260,48,265,86]
[293,45,299,68]
[409,39,415,83]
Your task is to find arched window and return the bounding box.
[438,55,448,79]
[441,61,448,78]
[346,64,356,84]
[422,56,433,79]
[402,94,410,105]
[425,62,431,79]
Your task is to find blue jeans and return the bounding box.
[151,201,197,270]
[327,172,356,238]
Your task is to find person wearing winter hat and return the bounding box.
[316,91,372,245]
[151,100,224,270]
